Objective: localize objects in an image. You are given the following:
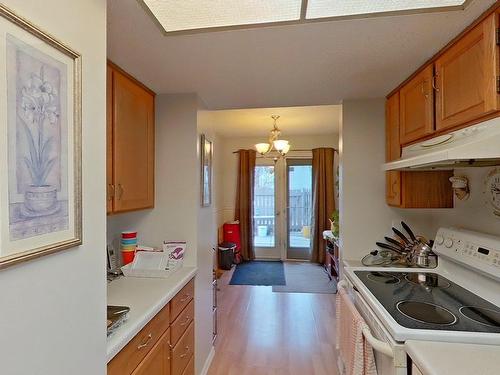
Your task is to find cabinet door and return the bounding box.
[106,65,114,214]
[399,65,434,144]
[132,329,171,375]
[112,69,155,212]
[386,93,402,207]
[435,13,498,131]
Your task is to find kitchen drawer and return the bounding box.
[181,354,194,375]
[171,299,194,345]
[170,279,194,322]
[171,321,195,375]
[108,303,170,375]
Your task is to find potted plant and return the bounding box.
[329,210,339,238]
[20,66,59,216]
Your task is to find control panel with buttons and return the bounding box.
[434,228,500,280]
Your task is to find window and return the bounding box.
[142,0,468,34]
[253,165,276,248]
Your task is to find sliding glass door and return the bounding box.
[286,159,313,260]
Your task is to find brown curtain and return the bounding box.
[235,149,256,261]
[310,148,336,263]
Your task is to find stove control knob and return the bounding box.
[435,235,445,245]
[444,238,454,248]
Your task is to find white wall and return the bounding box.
[196,107,218,373]
[218,134,339,227]
[0,1,107,374]
[339,99,439,263]
[107,94,215,374]
[432,167,500,236]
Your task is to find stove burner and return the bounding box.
[405,273,451,289]
[396,301,457,325]
[366,272,400,285]
[459,306,500,328]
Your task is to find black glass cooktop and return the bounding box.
[354,271,500,332]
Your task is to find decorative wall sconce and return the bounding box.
[449,176,470,201]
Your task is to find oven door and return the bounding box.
[339,278,407,375]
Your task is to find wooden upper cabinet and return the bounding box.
[435,13,499,131]
[107,65,114,214]
[399,65,435,144]
[385,93,401,207]
[110,64,155,213]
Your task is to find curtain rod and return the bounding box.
[232,148,337,154]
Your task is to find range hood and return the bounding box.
[383,118,500,171]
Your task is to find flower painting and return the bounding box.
[7,34,68,241]
[0,4,81,269]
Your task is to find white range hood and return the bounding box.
[383,118,500,171]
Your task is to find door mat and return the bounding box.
[272,262,337,294]
[229,261,286,286]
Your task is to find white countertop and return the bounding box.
[106,266,197,362]
[406,340,500,375]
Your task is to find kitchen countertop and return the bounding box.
[406,340,500,375]
[106,266,197,362]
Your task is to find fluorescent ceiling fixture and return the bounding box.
[142,0,302,33]
[306,0,467,19]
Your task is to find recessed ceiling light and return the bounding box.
[306,0,467,20]
[142,0,302,33]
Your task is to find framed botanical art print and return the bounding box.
[0,5,82,269]
[201,134,212,207]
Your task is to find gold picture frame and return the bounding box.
[0,4,82,269]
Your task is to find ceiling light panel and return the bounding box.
[142,0,303,33]
[306,0,467,19]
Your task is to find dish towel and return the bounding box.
[336,286,378,375]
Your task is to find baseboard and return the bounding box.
[199,346,215,375]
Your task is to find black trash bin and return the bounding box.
[218,242,236,270]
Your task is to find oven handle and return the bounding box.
[338,279,394,359]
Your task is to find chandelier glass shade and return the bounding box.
[254,115,291,157]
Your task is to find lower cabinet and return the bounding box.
[132,329,171,375]
[108,278,195,375]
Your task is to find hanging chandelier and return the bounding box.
[254,115,291,158]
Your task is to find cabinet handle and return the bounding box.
[107,184,115,201]
[137,333,152,350]
[432,74,440,92]
[180,346,190,358]
[180,316,190,326]
[421,81,429,99]
[180,294,191,303]
[116,184,124,200]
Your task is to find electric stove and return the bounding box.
[354,270,500,333]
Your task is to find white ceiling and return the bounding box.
[107,0,495,110]
[207,105,341,137]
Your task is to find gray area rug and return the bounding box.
[272,262,337,294]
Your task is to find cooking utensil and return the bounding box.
[384,236,405,249]
[411,242,432,267]
[376,241,404,254]
[401,221,417,242]
[392,227,411,245]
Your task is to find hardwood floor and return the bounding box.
[208,266,339,375]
